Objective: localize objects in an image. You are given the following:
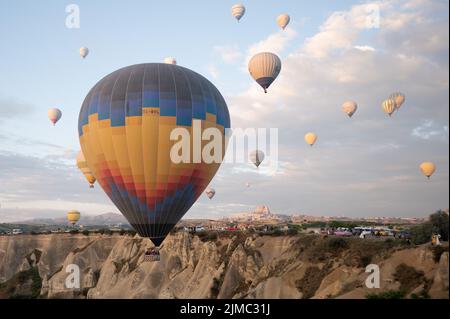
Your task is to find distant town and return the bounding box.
[3,206,446,241]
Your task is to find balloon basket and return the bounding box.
[144,248,160,262]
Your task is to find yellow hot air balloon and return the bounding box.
[76,150,96,188]
[248,52,282,93]
[304,132,318,146]
[382,99,396,116]
[277,14,290,30]
[67,210,81,225]
[389,92,405,110]
[78,63,230,248]
[420,162,436,179]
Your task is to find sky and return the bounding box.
[0,0,448,222]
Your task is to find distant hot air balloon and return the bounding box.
[78,63,230,248]
[76,150,96,188]
[389,92,405,110]
[420,162,436,179]
[67,210,81,225]
[249,150,265,168]
[382,99,396,116]
[79,47,89,59]
[48,108,62,125]
[164,57,177,65]
[248,52,282,93]
[277,14,290,30]
[205,188,216,199]
[305,132,318,146]
[342,101,358,118]
[231,4,245,22]
[246,182,250,188]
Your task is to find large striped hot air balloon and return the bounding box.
[248,52,282,93]
[78,63,230,247]
[76,150,96,188]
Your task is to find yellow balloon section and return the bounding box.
[67,210,81,225]
[78,63,230,246]
[76,150,97,187]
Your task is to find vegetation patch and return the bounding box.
[295,265,331,299]
[366,290,406,299]
[393,263,427,293]
[0,267,42,299]
[431,245,448,263]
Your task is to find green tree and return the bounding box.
[429,210,449,241]
[410,210,449,244]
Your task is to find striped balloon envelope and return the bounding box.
[78,63,231,246]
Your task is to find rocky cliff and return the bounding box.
[0,233,448,299]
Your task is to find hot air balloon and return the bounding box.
[248,52,282,93]
[231,4,245,22]
[382,99,396,116]
[78,63,230,249]
[67,210,81,225]
[79,47,89,59]
[48,108,62,125]
[304,132,317,146]
[277,14,290,30]
[164,57,177,65]
[76,150,96,188]
[342,101,358,118]
[246,182,250,188]
[205,188,216,199]
[389,92,405,110]
[420,162,436,179]
[249,150,265,168]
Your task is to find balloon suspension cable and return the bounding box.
[264,88,267,94]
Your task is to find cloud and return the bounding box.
[0,96,35,119]
[354,45,376,52]
[214,44,242,64]
[412,120,449,140]
[217,0,449,218]
[246,28,297,62]
[0,151,117,222]
[207,64,220,80]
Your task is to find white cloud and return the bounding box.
[246,28,297,62]
[207,64,220,80]
[220,0,449,217]
[354,45,376,52]
[213,44,242,64]
[412,120,449,140]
